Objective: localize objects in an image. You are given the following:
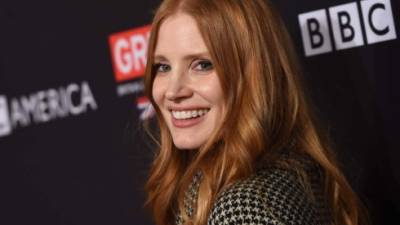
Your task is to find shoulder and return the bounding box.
[207,165,326,225]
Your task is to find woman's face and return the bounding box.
[152,13,225,150]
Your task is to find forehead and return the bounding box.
[155,13,209,57]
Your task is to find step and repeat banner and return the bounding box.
[0,0,398,224]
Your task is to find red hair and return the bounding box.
[144,0,368,225]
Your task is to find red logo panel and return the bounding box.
[109,25,151,82]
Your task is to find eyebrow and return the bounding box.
[154,52,211,62]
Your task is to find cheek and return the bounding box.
[208,76,226,119]
[152,78,165,106]
[199,75,224,105]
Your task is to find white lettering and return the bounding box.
[36,91,50,122]
[8,81,98,129]
[10,98,30,127]
[47,88,69,119]
[298,0,397,56]
[117,80,144,97]
[361,0,397,44]
[114,39,133,74]
[81,81,98,111]
[137,101,155,120]
[0,96,12,137]
[329,2,364,50]
[298,9,332,56]
[67,83,82,115]
[130,35,148,72]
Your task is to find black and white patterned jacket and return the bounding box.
[177,154,332,225]
[207,163,332,225]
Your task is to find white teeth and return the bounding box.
[172,109,209,120]
[191,110,198,117]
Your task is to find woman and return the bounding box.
[143,0,367,225]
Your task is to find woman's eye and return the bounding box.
[193,60,213,72]
[154,63,171,73]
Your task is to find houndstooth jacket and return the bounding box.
[176,153,333,225]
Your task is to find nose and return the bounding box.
[165,70,192,101]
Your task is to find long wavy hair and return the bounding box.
[144,0,367,225]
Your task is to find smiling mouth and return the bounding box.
[171,109,210,120]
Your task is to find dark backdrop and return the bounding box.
[0,0,398,224]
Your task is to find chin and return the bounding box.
[173,140,202,150]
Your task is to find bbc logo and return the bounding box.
[0,95,12,137]
[298,0,397,56]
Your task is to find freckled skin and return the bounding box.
[152,13,225,150]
